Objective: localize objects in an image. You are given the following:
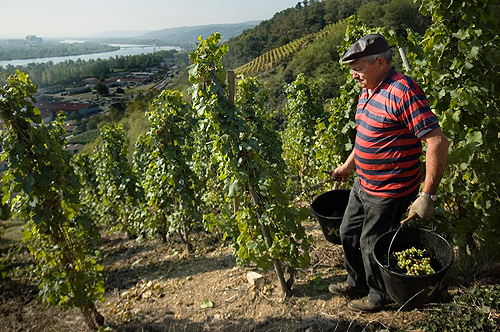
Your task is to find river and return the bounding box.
[0,44,180,68]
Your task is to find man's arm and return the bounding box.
[333,150,356,181]
[420,127,450,194]
[409,127,449,219]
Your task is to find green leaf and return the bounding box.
[228,180,240,198]
[2,191,11,205]
[200,299,214,308]
[465,131,482,145]
[39,168,55,187]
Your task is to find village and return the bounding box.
[28,65,178,154]
[35,70,160,121]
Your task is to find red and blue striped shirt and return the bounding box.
[355,69,439,198]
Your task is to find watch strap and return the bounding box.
[421,192,437,201]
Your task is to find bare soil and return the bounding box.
[1,221,444,332]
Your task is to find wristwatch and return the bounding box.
[420,192,438,202]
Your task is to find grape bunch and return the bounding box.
[392,247,435,276]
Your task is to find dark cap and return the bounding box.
[341,34,390,64]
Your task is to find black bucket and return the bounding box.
[373,228,454,308]
[310,189,350,244]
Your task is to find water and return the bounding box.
[0,44,180,68]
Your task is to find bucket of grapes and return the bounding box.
[373,227,454,308]
[310,189,350,244]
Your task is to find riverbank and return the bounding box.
[0,44,179,68]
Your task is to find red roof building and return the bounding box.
[34,101,99,122]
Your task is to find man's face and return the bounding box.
[348,58,382,90]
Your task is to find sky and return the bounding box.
[0,0,301,39]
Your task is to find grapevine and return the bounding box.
[190,33,311,296]
[139,89,201,251]
[0,70,104,329]
[281,73,327,197]
[92,123,143,237]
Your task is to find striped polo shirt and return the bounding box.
[355,68,439,198]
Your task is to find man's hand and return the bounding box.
[409,195,435,219]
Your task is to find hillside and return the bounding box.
[224,0,429,69]
[224,0,430,104]
[2,219,498,331]
[141,21,261,44]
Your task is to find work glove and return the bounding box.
[409,195,435,219]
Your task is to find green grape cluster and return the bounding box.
[392,247,435,276]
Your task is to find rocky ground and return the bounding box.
[1,219,456,332]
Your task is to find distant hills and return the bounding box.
[141,21,260,43]
[90,21,260,44]
[90,30,150,38]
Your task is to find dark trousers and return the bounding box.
[340,177,418,304]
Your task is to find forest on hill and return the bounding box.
[223,0,430,69]
[223,0,431,104]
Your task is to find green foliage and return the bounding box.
[312,16,372,189]
[283,19,348,98]
[92,123,143,236]
[358,0,430,36]
[67,128,100,144]
[234,21,348,80]
[398,0,500,253]
[235,35,310,76]
[0,70,103,327]
[281,73,327,196]
[189,34,311,290]
[94,82,109,96]
[410,285,500,331]
[224,0,363,69]
[72,152,101,228]
[138,89,201,247]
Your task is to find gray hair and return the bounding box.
[362,49,393,65]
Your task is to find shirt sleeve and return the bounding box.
[398,86,439,138]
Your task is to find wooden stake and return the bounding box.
[398,46,411,71]
[227,70,235,107]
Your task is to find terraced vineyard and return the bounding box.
[234,22,340,76]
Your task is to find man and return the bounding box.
[329,34,449,312]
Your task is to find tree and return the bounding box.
[94,82,109,96]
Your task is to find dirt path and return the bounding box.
[1,222,429,332]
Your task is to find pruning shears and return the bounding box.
[313,170,340,191]
[321,170,334,177]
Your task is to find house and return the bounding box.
[67,86,92,95]
[34,101,99,122]
[38,85,65,94]
[82,78,98,86]
[64,144,84,155]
